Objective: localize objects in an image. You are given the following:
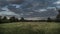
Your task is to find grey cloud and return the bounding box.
[0,0,24,7]
[6,0,24,4]
[0,0,8,7]
[0,0,59,18]
[0,0,57,8]
[7,0,57,14]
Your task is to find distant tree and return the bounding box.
[56,10,60,18]
[9,16,18,22]
[2,16,9,23]
[47,17,51,22]
[56,10,60,22]
[0,16,2,23]
[2,16,7,20]
[20,17,25,22]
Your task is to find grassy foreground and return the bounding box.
[0,22,60,34]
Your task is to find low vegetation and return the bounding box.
[0,22,60,34]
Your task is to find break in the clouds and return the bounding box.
[53,0,60,4]
[0,0,59,18]
[53,0,60,9]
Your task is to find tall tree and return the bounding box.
[2,16,7,20]
[0,16,2,23]
[56,10,60,22]
[47,17,51,22]
[20,17,25,22]
[2,16,9,23]
[9,16,18,22]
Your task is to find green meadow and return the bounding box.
[0,22,60,34]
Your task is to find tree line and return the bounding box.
[0,9,60,23]
[0,16,26,23]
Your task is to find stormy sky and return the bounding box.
[0,0,60,19]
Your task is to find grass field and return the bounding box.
[0,22,60,34]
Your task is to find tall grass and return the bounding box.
[0,22,60,34]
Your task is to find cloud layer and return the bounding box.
[0,0,59,18]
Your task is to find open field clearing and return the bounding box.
[0,22,60,34]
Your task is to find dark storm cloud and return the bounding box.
[20,0,57,9]
[7,0,58,14]
[6,0,24,4]
[0,0,24,7]
[0,0,59,18]
[0,0,8,7]
[0,0,58,8]
[7,0,58,12]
